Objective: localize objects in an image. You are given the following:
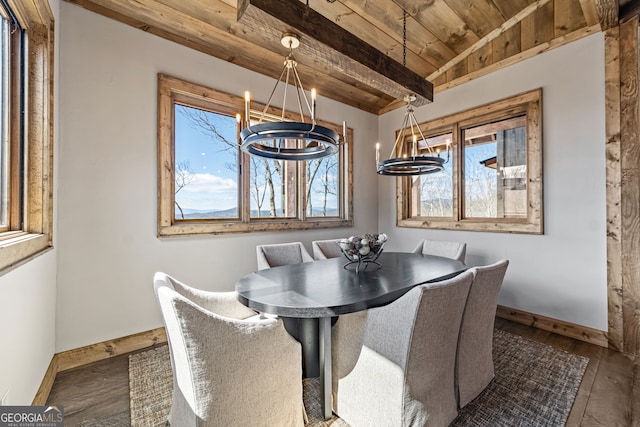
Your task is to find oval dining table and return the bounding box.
[235,251,466,420]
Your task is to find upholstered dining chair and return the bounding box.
[256,242,314,270]
[331,270,474,427]
[412,238,467,263]
[153,272,305,427]
[311,238,344,260]
[456,259,509,408]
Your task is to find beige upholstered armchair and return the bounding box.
[412,239,467,263]
[256,242,314,270]
[332,271,474,426]
[153,272,305,427]
[456,259,509,408]
[311,239,344,260]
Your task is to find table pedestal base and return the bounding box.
[283,318,320,378]
[319,317,332,420]
[283,317,333,420]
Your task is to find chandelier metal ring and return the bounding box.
[240,33,344,161]
[376,156,445,176]
[240,122,340,160]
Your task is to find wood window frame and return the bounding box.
[397,89,543,234]
[0,0,54,273]
[157,74,353,236]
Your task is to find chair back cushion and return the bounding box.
[312,239,344,260]
[456,259,509,408]
[333,271,473,427]
[412,239,467,263]
[153,273,305,427]
[256,242,313,269]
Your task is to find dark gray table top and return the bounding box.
[235,252,466,318]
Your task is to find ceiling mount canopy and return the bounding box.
[237,0,434,106]
[240,32,343,161]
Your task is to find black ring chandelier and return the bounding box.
[376,11,446,176]
[240,33,344,161]
[376,94,447,176]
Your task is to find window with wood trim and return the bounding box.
[397,89,543,234]
[158,74,352,236]
[0,0,54,273]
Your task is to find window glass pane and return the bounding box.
[249,153,297,218]
[0,15,9,228]
[306,155,339,217]
[463,116,527,218]
[174,104,239,220]
[410,133,453,217]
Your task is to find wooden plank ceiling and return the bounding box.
[64,0,618,114]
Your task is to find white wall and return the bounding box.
[57,4,379,352]
[0,0,60,405]
[379,34,607,331]
[0,253,57,404]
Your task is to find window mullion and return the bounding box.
[240,151,251,223]
[453,122,462,221]
[9,23,23,232]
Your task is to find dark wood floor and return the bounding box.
[46,318,639,426]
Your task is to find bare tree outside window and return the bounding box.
[463,118,527,219]
[174,161,194,219]
[306,156,339,217]
[412,133,453,217]
[174,105,239,219]
[158,74,352,235]
[397,89,541,234]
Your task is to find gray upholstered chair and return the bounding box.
[456,259,509,408]
[331,271,474,427]
[412,238,467,263]
[153,272,305,427]
[256,242,314,270]
[311,238,344,260]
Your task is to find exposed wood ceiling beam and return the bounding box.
[579,0,602,26]
[427,0,552,81]
[237,0,433,106]
[620,0,640,22]
[594,0,620,29]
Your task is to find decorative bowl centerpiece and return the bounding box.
[338,233,387,273]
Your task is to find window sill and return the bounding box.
[0,233,51,273]
[397,217,543,234]
[159,219,353,237]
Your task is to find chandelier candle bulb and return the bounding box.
[376,143,380,164]
[311,88,316,122]
[244,91,251,126]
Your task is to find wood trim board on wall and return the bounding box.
[604,17,640,357]
[496,305,609,348]
[31,327,167,405]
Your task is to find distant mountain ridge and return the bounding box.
[177,207,338,219]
